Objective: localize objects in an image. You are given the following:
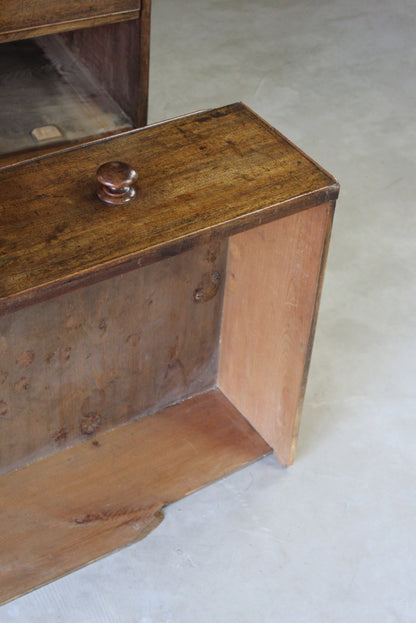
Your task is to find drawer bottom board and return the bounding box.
[0,389,271,604]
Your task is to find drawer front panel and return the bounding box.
[0,0,140,41]
[0,103,338,316]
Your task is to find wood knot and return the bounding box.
[193,271,221,303]
[80,411,102,435]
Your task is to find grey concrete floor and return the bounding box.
[2,0,415,621]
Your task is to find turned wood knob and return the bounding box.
[96,161,138,205]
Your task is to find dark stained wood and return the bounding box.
[0,389,271,604]
[60,5,151,126]
[0,2,150,163]
[0,38,133,158]
[135,0,151,127]
[0,241,227,473]
[0,103,339,315]
[0,0,140,43]
[218,202,335,466]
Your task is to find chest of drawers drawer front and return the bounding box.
[0,103,337,315]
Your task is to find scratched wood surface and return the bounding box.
[219,202,335,466]
[0,0,140,43]
[0,389,271,605]
[0,103,339,315]
[0,241,227,473]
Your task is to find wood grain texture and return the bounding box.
[0,103,339,314]
[0,389,271,605]
[0,0,140,43]
[218,202,334,466]
[0,241,227,473]
[60,4,151,126]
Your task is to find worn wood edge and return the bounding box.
[240,102,340,190]
[280,201,336,466]
[135,0,151,127]
[0,389,271,604]
[0,10,140,44]
[0,186,338,317]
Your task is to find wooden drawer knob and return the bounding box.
[96,161,138,205]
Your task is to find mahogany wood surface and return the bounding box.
[219,202,335,466]
[60,3,151,127]
[0,389,271,604]
[0,0,140,43]
[135,0,151,127]
[0,103,338,315]
[0,241,227,473]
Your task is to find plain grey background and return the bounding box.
[2,1,415,621]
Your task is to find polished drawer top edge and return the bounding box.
[0,102,339,315]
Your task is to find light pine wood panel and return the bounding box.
[0,389,271,605]
[0,241,227,473]
[218,202,335,466]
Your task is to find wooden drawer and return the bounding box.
[0,1,151,163]
[0,103,339,604]
[0,0,141,42]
